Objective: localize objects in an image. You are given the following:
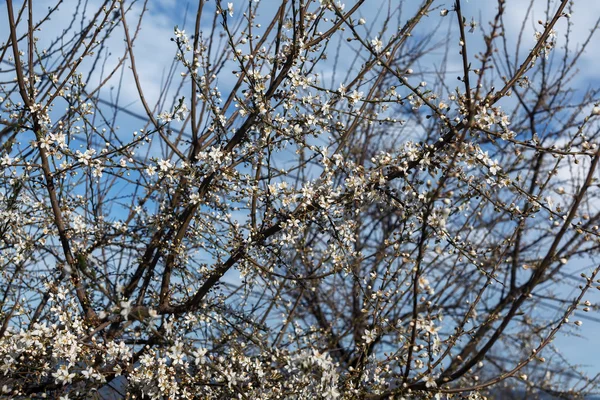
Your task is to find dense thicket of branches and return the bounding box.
[1,0,600,398]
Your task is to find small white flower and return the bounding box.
[52,365,75,385]
[120,300,132,320]
[425,375,437,388]
[193,347,208,365]
[92,164,104,178]
[371,36,383,53]
[488,160,500,176]
[362,328,377,344]
[208,147,224,163]
[440,9,448,16]
[76,149,96,166]
[174,28,187,44]
[157,159,173,172]
[349,90,363,105]
[157,111,172,123]
[227,2,234,17]
[38,136,52,150]
[0,154,13,166]
[81,367,96,380]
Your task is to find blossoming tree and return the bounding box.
[1,0,600,398]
